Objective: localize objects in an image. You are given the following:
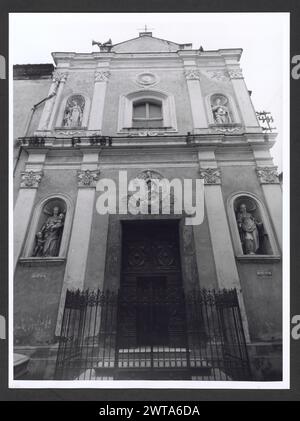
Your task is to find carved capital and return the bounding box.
[256,166,279,184]
[228,68,243,79]
[20,170,43,188]
[77,169,100,187]
[185,69,201,80]
[199,168,221,185]
[52,71,68,84]
[94,70,111,83]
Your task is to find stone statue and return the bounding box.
[236,203,262,255]
[33,206,65,257]
[32,231,45,257]
[211,97,231,124]
[62,97,84,127]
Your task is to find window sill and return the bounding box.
[18,257,66,266]
[236,255,281,263]
[54,126,87,131]
[118,127,178,136]
[209,123,243,128]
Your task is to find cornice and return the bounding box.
[18,132,277,154]
[51,52,76,64]
[51,48,243,66]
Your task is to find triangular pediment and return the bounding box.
[112,34,182,53]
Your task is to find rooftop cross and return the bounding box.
[137,24,154,34]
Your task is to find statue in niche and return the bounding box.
[211,96,231,124]
[32,206,65,257]
[62,95,85,128]
[32,231,45,257]
[236,203,262,255]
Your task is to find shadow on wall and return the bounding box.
[248,343,282,381]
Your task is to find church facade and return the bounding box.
[13,32,282,381]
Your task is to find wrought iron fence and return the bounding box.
[54,287,252,381]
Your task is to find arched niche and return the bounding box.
[55,93,91,129]
[22,194,73,259]
[117,89,177,132]
[227,192,279,257]
[206,92,241,125]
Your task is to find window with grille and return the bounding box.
[132,101,163,128]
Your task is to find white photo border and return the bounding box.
[8,11,290,390]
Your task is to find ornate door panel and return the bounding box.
[136,276,168,346]
[118,221,186,349]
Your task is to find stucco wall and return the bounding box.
[50,71,95,129]
[13,78,52,139]
[14,263,66,346]
[220,164,282,342]
[14,166,78,345]
[102,67,194,136]
[13,77,53,201]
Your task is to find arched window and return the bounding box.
[132,100,163,128]
[228,192,279,257]
[21,195,73,260]
[118,89,178,133]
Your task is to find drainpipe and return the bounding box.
[14,91,57,175]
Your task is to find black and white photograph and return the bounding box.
[9,11,289,389]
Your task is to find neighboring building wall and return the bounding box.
[14,163,78,344]
[13,65,54,202]
[221,164,282,342]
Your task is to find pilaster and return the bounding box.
[14,152,46,271]
[55,152,100,335]
[184,64,208,131]
[227,66,260,129]
[198,152,250,341]
[36,71,68,134]
[47,71,68,130]
[255,166,282,250]
[88,65,111,134]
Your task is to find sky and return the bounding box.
[9,12,289,171]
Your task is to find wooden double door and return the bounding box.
[117,220,187,349]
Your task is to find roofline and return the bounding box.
[13,63,54,79]
[51,48,243,65]
[110,34,182,49]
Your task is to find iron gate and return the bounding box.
[54,288,252,380]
